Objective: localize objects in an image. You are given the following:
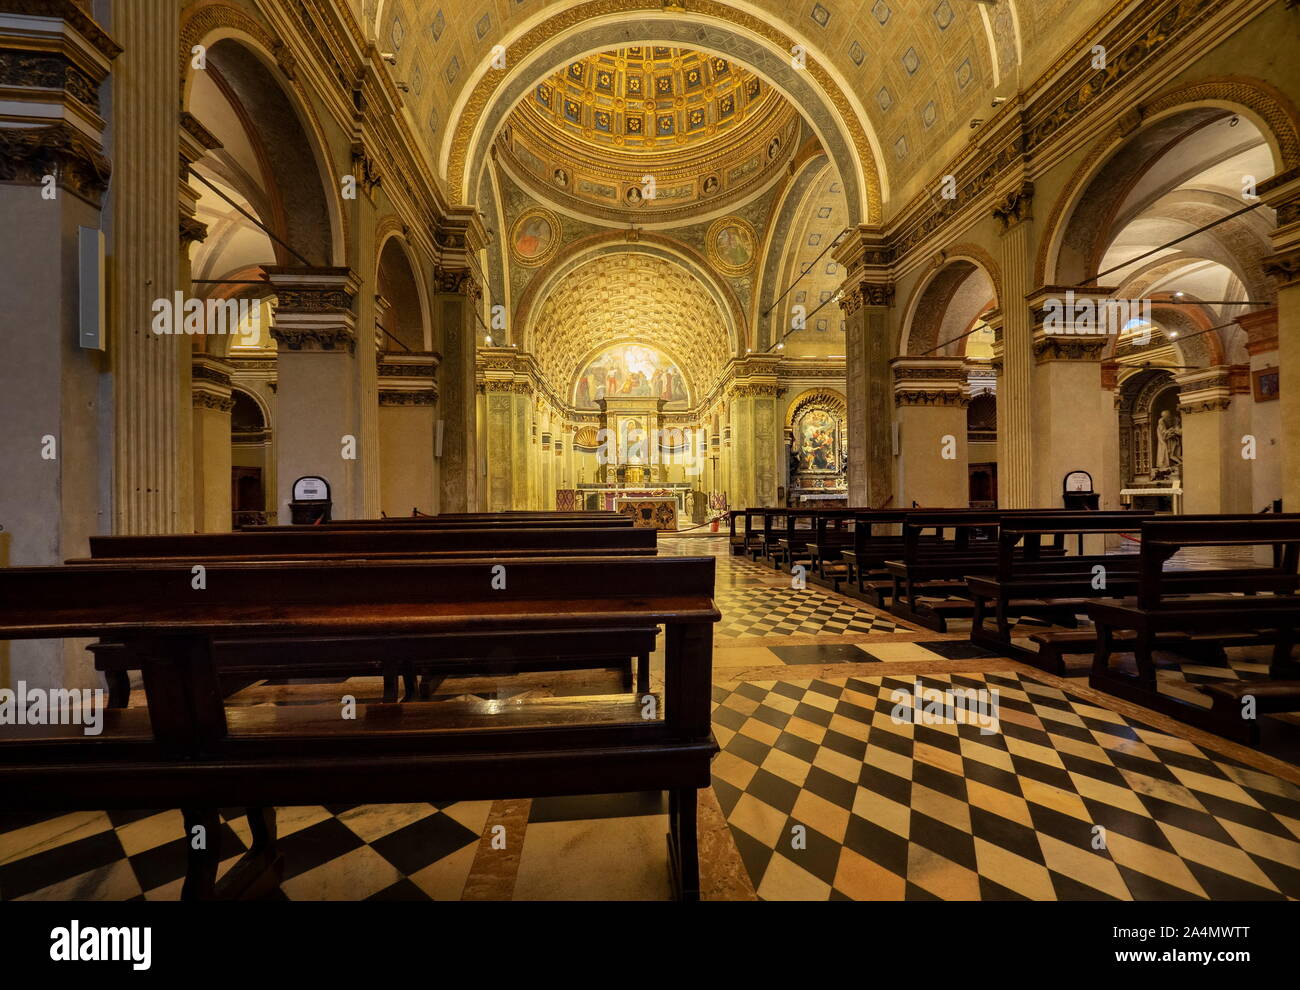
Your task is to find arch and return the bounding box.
[443,1,885,224]
[375,224,432,352]
[513,231,747,357]
[899,248,1001,358]
[180,5,345,265]
[754,152,834,351]
[785,387,846,431]
[1037,76,1300,287]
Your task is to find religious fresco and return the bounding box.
[509,207,561,266]
[707,216,756,275]
[573,343,689,409]
[793,407,841,474]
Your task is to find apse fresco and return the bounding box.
[574,343,689,409]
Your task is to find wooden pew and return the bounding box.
[0,555,719,900]
[727,508,765,557]
[1087,517,1300,742]
[881,510,1128,630]
[245,515,635,531]
[81,526,659,701]
[966,513,1279,673]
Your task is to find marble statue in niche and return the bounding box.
[1154,408,1182,477]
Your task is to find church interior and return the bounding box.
[2,0,1300,914]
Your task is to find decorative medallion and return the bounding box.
[706,216,757,276]
[509,207,561,267]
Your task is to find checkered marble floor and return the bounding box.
[710,671,1300,900]
[0,802,488,901]
[715,587,900,638]
[3,534,1298,901]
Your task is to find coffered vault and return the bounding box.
[528,253,733,408]
[371,0,1108,212]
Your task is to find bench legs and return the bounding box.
[181,806,284,902]
[667,787,700,902]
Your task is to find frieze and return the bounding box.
[1262,248,1300,290]
[270,327,356,352]
[895,390,969,408]
[0,122,111,205]
[1179,397,1232,414]
[892,366,968,383]
[1032,335,1108,362]
[377,362,438,377]
[4,0,121,60]
[192,392,235,413]
[270,288,354,313]
[379,389,438,406]
[0,50,99,110]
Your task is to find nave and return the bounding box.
[3,532,1296,902]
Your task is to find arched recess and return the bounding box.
[375,231,431,352]
[180,7,344,266]
[784,388,848,498]
[514,234,747,358]
[526,252,734,408]
[444,3,885,224]
[230,387,273,527]
[899,251,1001,357]
[1038,77,1300,288]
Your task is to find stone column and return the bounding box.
[0,2,118,689]
[191,355,234,531]
[726,357,781,508]
[108,0,187,532]
[377,352,440,515]
[992,182,1036,507]
[1177,366,1252,514]
[1260,169,1300,510]
[264,266,363,519]
[834,227,893,508]
[1237,307,1281,508]
[478,347,532,511]
[434,211,486,512]
[1026,285,1111,509]
[891,358,968,508]
[179,112,222,531]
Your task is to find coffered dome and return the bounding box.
[498,47,800,220]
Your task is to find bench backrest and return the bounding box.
[0,555,717,636]
[1137,516,1300,608]
[86,526,656,560]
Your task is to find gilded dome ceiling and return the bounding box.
[522,48,782,153]
[499,47,800,220]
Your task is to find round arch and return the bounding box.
[442,2,885,223]
[513,232,747,356]
[1036,76,1300,287]
[899,248,1001,357]
[375,224,433,352]
[179,5,346,266]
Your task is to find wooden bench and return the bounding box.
[967,513,1278,673]
[81,526,659,702]
[728,508,766,557]
[246,515,635,531]
[1086,517,1300,742]
[0,555,719,900]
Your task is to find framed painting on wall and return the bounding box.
[1253,366,1279,402]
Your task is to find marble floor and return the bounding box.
[2,534,1298,900]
